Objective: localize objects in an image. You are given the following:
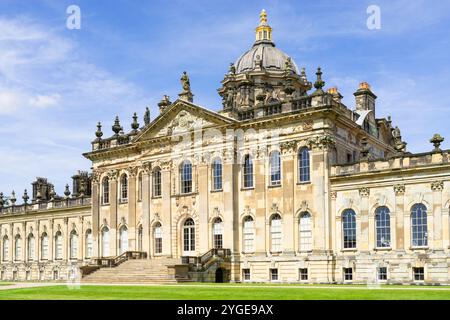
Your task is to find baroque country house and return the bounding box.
[0,10,449,284]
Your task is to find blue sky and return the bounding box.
[0,0,450,198]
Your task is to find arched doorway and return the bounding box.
[215,268,224,283]
[183,218,195,256]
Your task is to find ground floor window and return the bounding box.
[413,267,424,282]
[26,270,31,281]
[270,268,278,281]
[299,268,308,281]
[242,269,251,281]
[378,267,387,281]
[12,271,17,281]
[53,270,58,280]
[343,268,353,281]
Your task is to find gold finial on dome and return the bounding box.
[255,9,273,43]
[260,9,268,25]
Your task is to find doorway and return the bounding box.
[215,268,224,283]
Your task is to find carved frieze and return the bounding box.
[107,169,119,181]
[431,181,444,192]
[306,134,335,151]
[280,140,297,155]
[359,187,370,198]
[394,184,405,196]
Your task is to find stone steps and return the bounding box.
[82,258,191,284]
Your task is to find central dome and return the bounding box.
[234,9,299,74]
[234,42,300,74]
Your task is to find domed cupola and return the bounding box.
[234,9,300,74]
[218,10,312,120]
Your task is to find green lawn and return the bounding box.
[0,284,449,300]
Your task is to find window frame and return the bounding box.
[342,209,357,249]
[54,232,63,260]
[242,154,254,189]
[41,233,49,260]
[243,216,255,253]
[270,214,282,253]
[298,147,311,183]
[180,161,193,195]
[299,212,312,252]
[120,174,128,203]
[152,167,162,198]
[154,223,163,255]
[411,204,428,248]
[70,230,78,260]
[27,234,35,261]
[212,158,223,191]
[375,206,391,248]
[269,151,281,186]
[212,217,223,249]
[102,177,110,205]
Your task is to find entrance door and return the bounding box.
[183,218,195,256]
[215,268,224,283]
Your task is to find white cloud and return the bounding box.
[29,93,61,108]
[0,16,150,195]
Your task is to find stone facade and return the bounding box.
[0,10,448,284]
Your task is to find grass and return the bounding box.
[0,283,449,300]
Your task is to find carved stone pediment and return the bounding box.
[134,100,236,142]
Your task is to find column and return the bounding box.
[281,147,295,254]
[431,181,444,250]
[394,185,405,250]
[127,169,137,251]
[198,161,209,254]
[91,174,100,258]
[141,165,151,257]
[359,187,370,251]
[109,171,118,256]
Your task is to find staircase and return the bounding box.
[82,255,192,284]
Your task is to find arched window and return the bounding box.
[102,177,109,204]
[137,172,143,201]
[41,233,49,260]
[138,225,143,252]
[270,214,282,252]
[101,227,110,257]
[212,159,223,191]
[183,218,195,254]
[27,234,35,261]
[85,229,93,258]
[14,235,22,261]
[411,204,428,247]
[70,230,78,259]
[269,151,281,186]
[243,216,255,253]
[119,225,128,254]
[120,174,128,202]
[180,161,192,194]
[2,236,9,261]
[375,206,391,248]
[298,147,310,183]
[213,218,223,249]
[152,167,162,197]
[342,209,357,249]
[55,231,63,259]
[243,155,253,189]
[299,212,312,251]
[154,223,162,254]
